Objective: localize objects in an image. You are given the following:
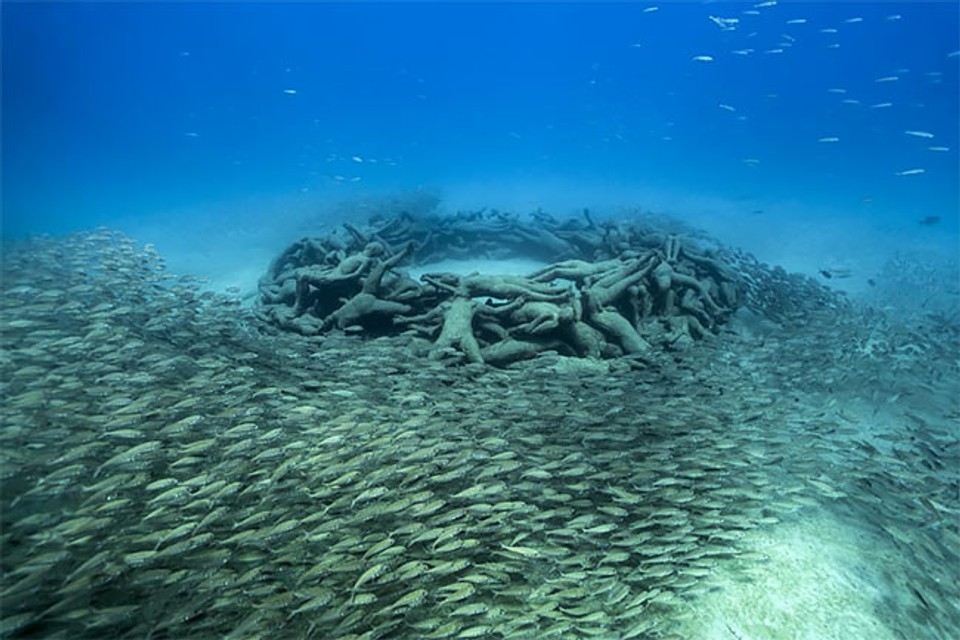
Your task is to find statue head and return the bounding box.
[363,242,385,257]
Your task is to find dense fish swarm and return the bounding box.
[1,229,957,640]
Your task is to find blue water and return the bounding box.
[3,1,958,269]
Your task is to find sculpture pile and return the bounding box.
[258,209,745,365]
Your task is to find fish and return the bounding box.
[927,146,950,152]
[786,18,807,25]
[289,591,335,617]
[385,588,428,612]
[819,269,852,280]
[94,441,162,476]
[3,220,956,640]
[351,485,388,506]
[282,88,297,95]
[499,543,542,558]
[918,216,941,226]
[691,55,714,62]
[875,76,899,82]
[818,137,840,143]
[905,130,935,139]
[351,563,387,591]
[895,168,925,176]
[450,603,490,617]
[709,16,739,30]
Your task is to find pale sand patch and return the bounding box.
[671,511,897,640]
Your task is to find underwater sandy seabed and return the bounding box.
[663,337,958,640]
[0,227,957,640]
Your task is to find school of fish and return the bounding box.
[1,229,957,639]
